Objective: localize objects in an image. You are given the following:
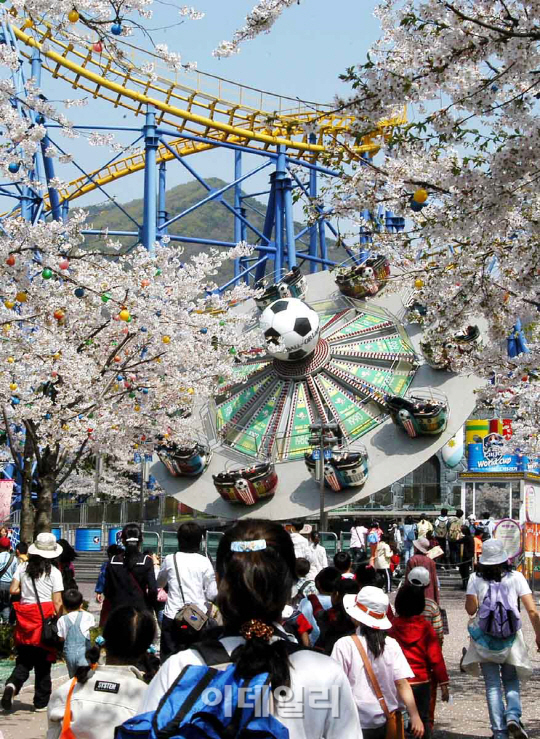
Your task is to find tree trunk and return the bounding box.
[35,466,56,536]
[20,435,35,544]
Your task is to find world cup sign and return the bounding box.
[0,479,14,523]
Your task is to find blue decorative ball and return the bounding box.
[117,374,123,381]
[8,162,19,174]
[142,388,149,395]
[200,328,208,334]
[111,22,122,35]
[11,396,20,404]
[74,287,85,298]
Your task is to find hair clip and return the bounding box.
[147,645,157,654]
[95,635,106,647]
[231,539,266,553]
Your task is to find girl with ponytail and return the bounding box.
[141,519,360,738]
[103,524,157,620]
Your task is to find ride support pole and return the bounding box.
[142,105,158,254]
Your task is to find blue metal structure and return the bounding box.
[0,23,405,293]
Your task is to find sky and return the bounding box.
[3,0,383,224]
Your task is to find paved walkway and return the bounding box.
[2,589,540,738]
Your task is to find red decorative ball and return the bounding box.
[6,255,15,266]
[59,259,69,270]
[92,41,103,53]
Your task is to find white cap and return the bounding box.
[479,539,508,566]
[343,586,392,630]
[407,566,430,587]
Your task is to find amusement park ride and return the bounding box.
[0,16,481,520]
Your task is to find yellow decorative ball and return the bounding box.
[62,424,69,430]
[7,357,14,364]
[9,383,17,391]
[119,309,130,321]
[413,188,428,204]
[53,352,61,360]
[16,292,27,303]
[68,9,79,22]
[414,278,424,289]
[3,324,11,332]
[134,405,141,412]
[162,335,171,344]
[4,300,14,310]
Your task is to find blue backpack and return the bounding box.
[115,640,292,739]
[367,531,379,545]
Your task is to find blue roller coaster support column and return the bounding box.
[142,106,158,254]
[233,150,242,279]
[157,161,168,236]
[277,146,297,271]
[308,133,318,274]
[255,180,276,283]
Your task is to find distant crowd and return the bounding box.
[0,512,536,739]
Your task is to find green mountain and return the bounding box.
[83,178,342,285]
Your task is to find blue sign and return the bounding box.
[468,442,540,474]
[324,448,333,459]
[311,449,321,460]
[133,453,141,463]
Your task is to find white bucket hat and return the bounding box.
[407,566,430,587]
[28,532,63,559]
[479,539,508,566]
[412,537,430,554]
[299,524,313,535]
[343,586,392,630]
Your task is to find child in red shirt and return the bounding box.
[389,584,449,738]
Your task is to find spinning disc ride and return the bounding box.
[153,271,480,519]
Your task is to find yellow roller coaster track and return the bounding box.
[11,20,406,208]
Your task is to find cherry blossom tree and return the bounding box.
[0,212,254,534]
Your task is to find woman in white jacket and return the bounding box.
[47,606,155,739]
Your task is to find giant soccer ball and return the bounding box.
[259,298,320,361]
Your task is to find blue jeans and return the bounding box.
[481,662,521,739]
[403,541,413,564]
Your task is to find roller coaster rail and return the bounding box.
[0,15,407,288]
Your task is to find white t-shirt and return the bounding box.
[307,543,328,580]
[290,533,314,563]
[141,635,361,739]
[157,552,217,620]
[350,526,367,550]
[466,570,531,608]
[57,610,95,640]
[47,665,147,739]
[14,562,64,604]
[332,632,414,728]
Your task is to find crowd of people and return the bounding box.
[0,513,537,739]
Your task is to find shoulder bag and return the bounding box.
[30,576,61,649]
[173,553,208,632]
[351,635,405,739]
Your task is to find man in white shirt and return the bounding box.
[307,530,328,579]
[349,519,368,564]
[286,522,315,564]
[157,523,217,663]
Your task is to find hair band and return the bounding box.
[240,619,274,642]
[125,537,140,542]
[231,539,266,553]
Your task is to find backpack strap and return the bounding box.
[0,552,14,580]
[192,639,232,667]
